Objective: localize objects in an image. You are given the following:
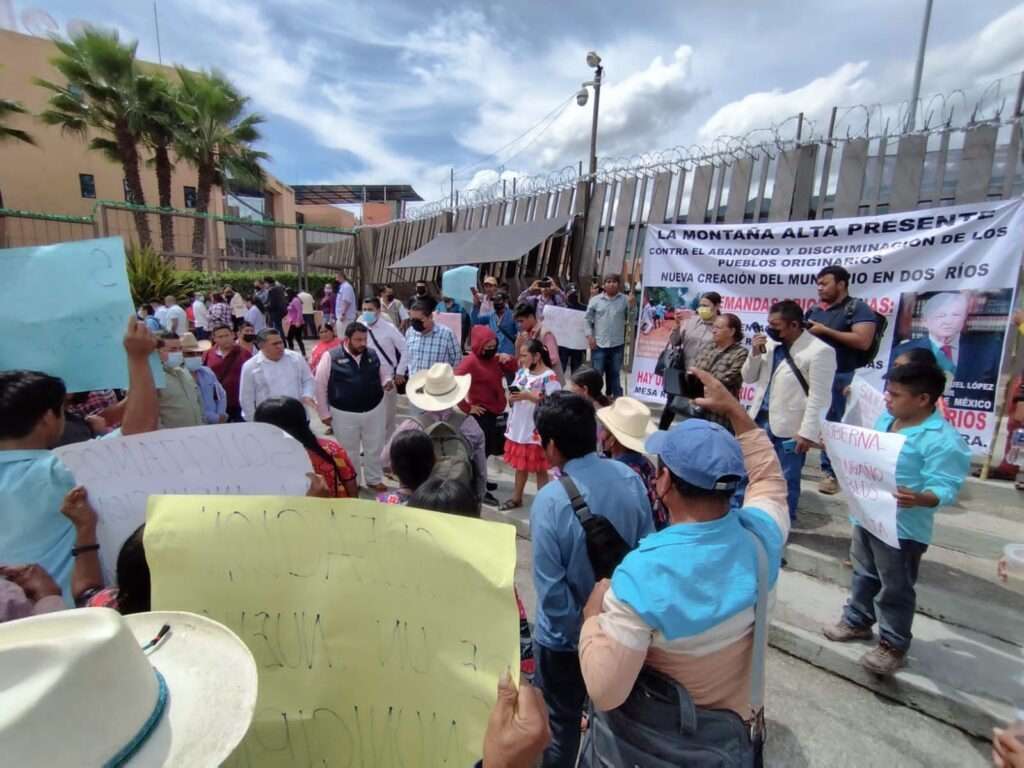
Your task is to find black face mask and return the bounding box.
[765,327,783,343]
[410,319,426,333]
[416,287,427,295]
[243,333,257,343]
[493,302,506,312]
[480,348,497,359]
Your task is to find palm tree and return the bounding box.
[140,73,182,253]
[0,97,36,146]
[175,67,268,256]
[35,28,153,247]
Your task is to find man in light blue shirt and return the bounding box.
[823,362,970,676]
[583,275,632,397]
[0,371,77,603]
[530,391,653,766]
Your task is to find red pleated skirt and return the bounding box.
[503,440,550,472]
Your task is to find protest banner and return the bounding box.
[820,420,905,548]
[442,265,479,306]
[543,305,589,350]
[434,310,462,344]
[0,236,163,390]
[145,495,520,768]
[53,423,311,582]
[843,372,888,429]
[631,199,1024,454]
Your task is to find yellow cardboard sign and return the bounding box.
[145,496,520,767]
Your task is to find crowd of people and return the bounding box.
[2,263,1020,767]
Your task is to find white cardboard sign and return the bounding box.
[542,305,589,350]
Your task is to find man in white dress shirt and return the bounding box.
[360,297,407,441]
[334,270,358,325]
[238,329,316,422]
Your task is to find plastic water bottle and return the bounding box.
[1008,427,1024,467]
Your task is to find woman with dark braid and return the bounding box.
[255,396,358,498]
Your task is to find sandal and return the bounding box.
[498,498,523,511]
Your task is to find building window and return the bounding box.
[78,173,96,199]
[123,178,137,204]
[183,186,197,209]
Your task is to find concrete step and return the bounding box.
[770,569,1024,740]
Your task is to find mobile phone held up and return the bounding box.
[507,386,521,394]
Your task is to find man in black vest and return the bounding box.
[314,322,394,492]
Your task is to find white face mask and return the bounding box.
[184,357,202,372]
[196,294,205,302]
[165,352,184,367]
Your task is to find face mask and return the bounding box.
[528,361,538,372]
[324,287,332,294]
[166,352,184,367]
[697,306,715,320]
[184,357,202,372]
[765,327,783,343]
[361,311,377,325]
[480,348,497,359]
[416,287,427,295]
[410,319,426,333]
[243,333,257,343]
[196,294,204,302]
[493,302,506,312]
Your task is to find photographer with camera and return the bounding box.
[658,292,721,430]
[518,277,567,320]
[741,300,836,523]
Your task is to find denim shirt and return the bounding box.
[584,292,629,348]
[865,410,971,544]
[530,453,654,651]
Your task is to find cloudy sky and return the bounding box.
[6,1,1024,206]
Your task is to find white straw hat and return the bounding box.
[596,397,657,454]
[406,363,472,411]
[0,608,257,767]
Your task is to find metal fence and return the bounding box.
[365,113,1024,299]
[0,201,357,283]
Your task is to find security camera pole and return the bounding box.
[582,51,604,178]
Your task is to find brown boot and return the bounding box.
[818,475,840,495]
[822,619,873,642]
[860,640,907,676]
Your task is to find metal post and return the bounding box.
[588,65,603,177]
[450,168,454,211]
[907,0,934,131]
[296,228,306,287]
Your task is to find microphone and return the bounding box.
[750,322,767,355]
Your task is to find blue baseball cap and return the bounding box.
[644,419,745,490]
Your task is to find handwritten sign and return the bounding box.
[434,310,463,344]
[820,420,905,548]
[0,236,147,391]
[53,423,312,582]
[442,265,479,306]
[843,372,887,429]
[543,305,588,350]
[145,495,519,768]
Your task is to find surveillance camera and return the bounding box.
[576,87,589,107]
[586,51,602,68]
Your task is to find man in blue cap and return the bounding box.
[576,368,788,764]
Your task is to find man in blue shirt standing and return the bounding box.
[472,290,518,357]
[805,266,878,495]
[530,391,654,766]
[823,363,970,676]
[584,275,633,398]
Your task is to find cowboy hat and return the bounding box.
[180,332,212,353]
[1,608,257,767]
[407,363,472,411]
[596,397,657,454]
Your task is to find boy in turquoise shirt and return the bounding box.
[823,363,970,676]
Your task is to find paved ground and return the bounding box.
[502,528,991,768]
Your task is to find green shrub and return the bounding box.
[126,246,179,306]
[174,270,337,299]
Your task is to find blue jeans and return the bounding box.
[534,642,587,768]
[559,347,585,378]
[591,344,624,398]
[843,526,927,651]
[755,411,805,522]
[819,371,855,477]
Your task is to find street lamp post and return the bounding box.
[577,51,604,178]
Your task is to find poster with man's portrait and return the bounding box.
[889,289,1012,411]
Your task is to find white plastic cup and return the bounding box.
[1003,544,1024,594]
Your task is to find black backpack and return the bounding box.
[560,475,633,581]
[807,298,887,368]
